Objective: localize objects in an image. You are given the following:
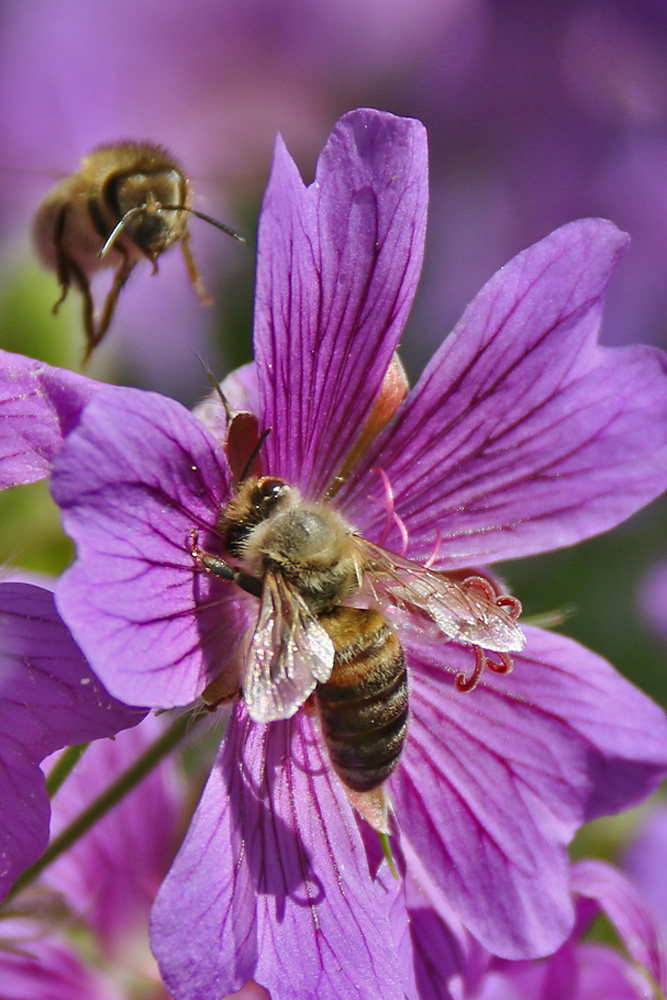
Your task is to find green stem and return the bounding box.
[45,743,89,797]
[379,831,399,880]
[7,710,194,901]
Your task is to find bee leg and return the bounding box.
[189,528,262,598]
[201,672,241,711]
[51,205,72,312]
[85,253,136,361]
[180,231,214,306]
[50,207,98,360]
[51,205,95,338]
[59,254,95,355]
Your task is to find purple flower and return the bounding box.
[624,804,667,935]
[0,937,125,1000]
[407,856,667,999]
[0,349,100,489]
[0,582,143,901]
[42,108,667,996]
[0,713,184,1000]
[43,715,184,961]
[638,560,667,642]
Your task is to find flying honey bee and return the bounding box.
[33,141,245,361]
[191,475,525,808]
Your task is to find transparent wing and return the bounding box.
[242,571,335,723]
[354,536,525,653]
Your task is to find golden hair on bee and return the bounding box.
[33,140,245,362]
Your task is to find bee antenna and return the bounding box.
[161,205,246,245]
[97,206,144,259]
[194,355,233,422]
[239,428,271,483]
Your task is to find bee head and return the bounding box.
[104,167,187,258]
[248,477,293,519]
[219,476,295,557]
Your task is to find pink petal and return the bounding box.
[392,625,667,958]
[51,387,237,708]
[0,583,143,900]
[0,349,98,488]
[152,704,410,1000]
[571,859,667,992]
[44,714,184,958]
[255,108,428,498]
[340,219,667,565]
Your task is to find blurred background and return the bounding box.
[0,0,665,712]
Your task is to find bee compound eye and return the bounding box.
[253,478,290,514]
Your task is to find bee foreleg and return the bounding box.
[189,528,262,598]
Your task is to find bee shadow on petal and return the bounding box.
[225,705,342,917]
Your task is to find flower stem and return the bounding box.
[7,710,194,901]
[45,743,89,797]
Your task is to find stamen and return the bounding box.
[455,647,514,692]
[423,530,443,569]
[495,594,522,620]
[462,576,523,621]
[371,467,395,547]
[461,575,496,601]
[369,467,410,555]
[455,645,486,692]
[486,652,513,675]
[394,513,409,557]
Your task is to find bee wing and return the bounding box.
[243,571,335,724]
[354,537,525,654]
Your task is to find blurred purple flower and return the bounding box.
[624,804,667,934]
[0,0,468,200]
[0,582,143,902]
[407,855,667,999]
[0,713,184,1000]
[26,107,667,996]
[410,0,667,360]
[0,936,125,1000]
[638,561,667,641]
[43,715,185,962]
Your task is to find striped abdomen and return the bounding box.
[315,606,408,792]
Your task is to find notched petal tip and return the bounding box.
[332,106,428,152]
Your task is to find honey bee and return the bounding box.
[192,475,525,806]
[33,141,245,361]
